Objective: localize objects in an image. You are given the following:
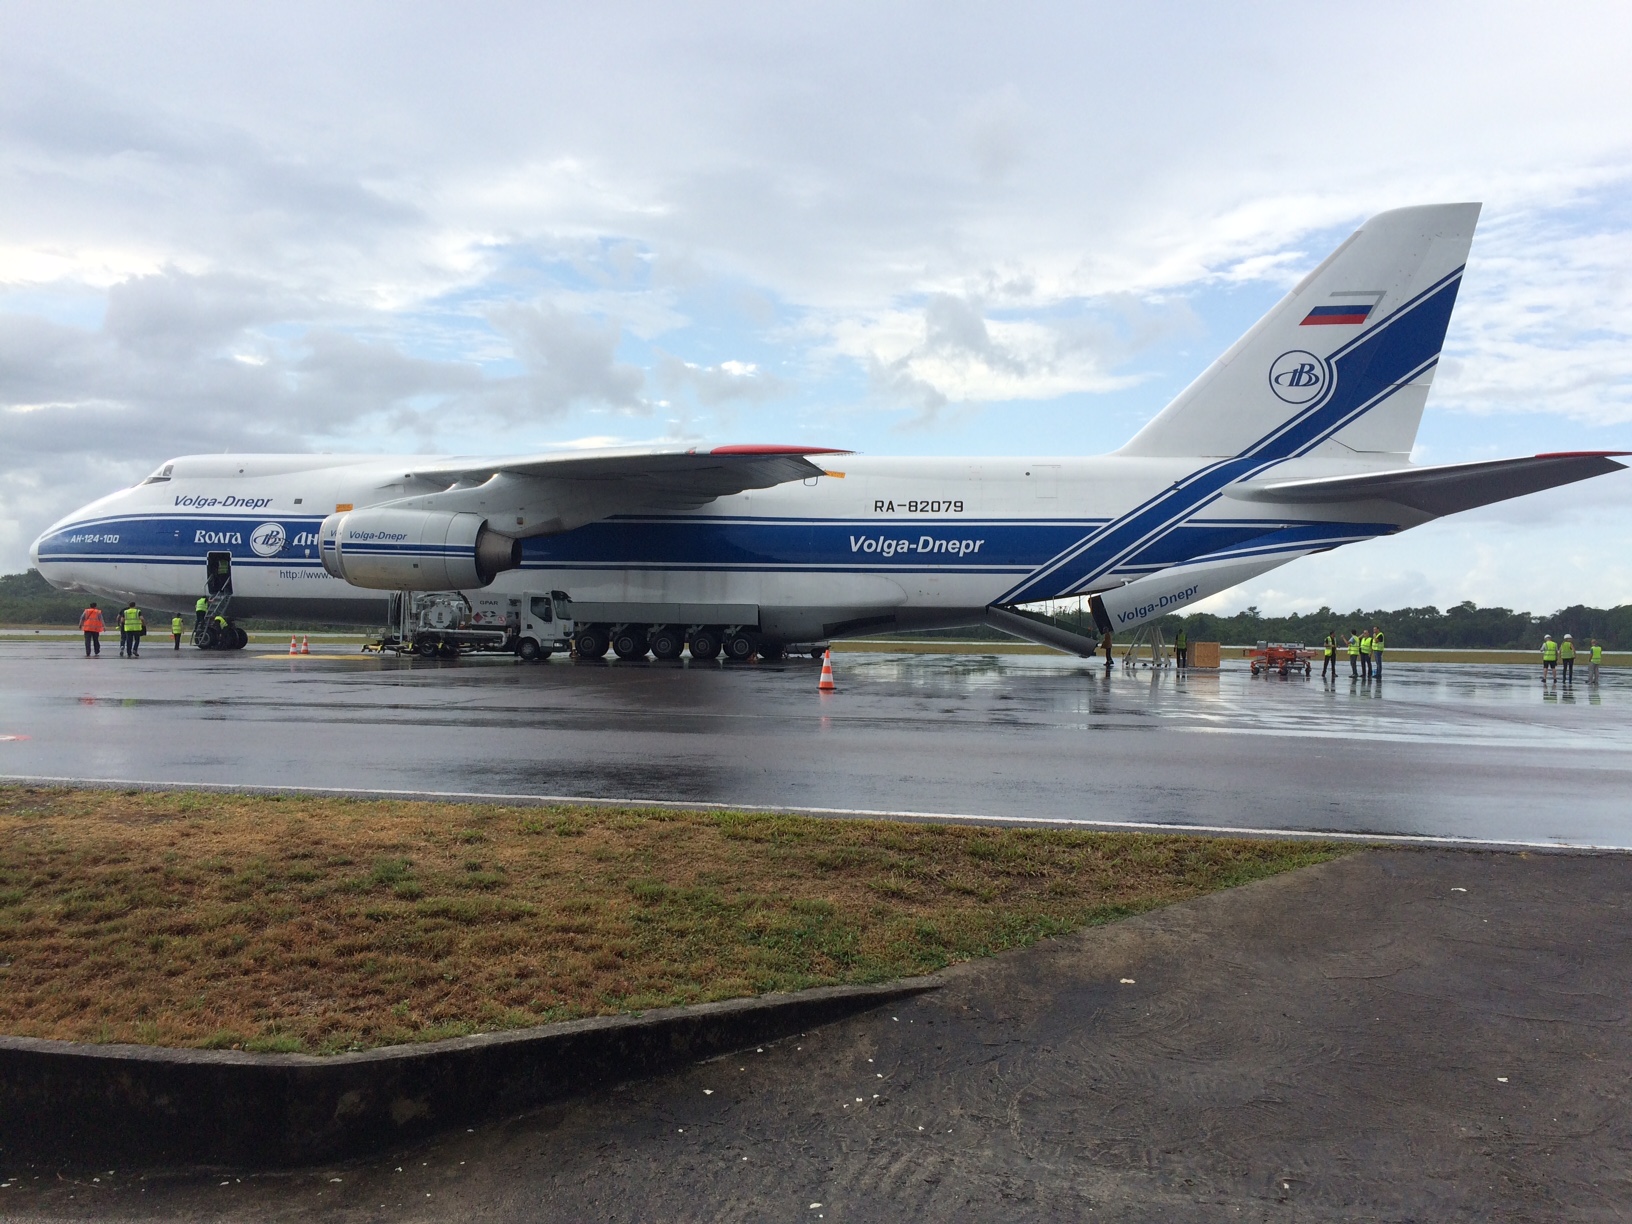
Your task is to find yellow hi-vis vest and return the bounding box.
[1347,637,1359,656]
[196,596,208,613]
[1373,631,1385,652]
[171,616,184,634]
[1592,644,1603,662]
[1324,636,1335,657]
[1542,640,1558,662]
[1360,635,1373,653]
[1561,640,1575,660]
[122,607,142,631]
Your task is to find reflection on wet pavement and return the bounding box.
[1,643,1628,848]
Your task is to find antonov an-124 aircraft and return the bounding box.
[32,203,1628,660]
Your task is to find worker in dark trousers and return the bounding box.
[1347,631,1360,678]
[171,614,184,650]
[120,602,142,657]
[1359,630,1373,681]
[79,602,104,656]
[1174,627,1188,670]
[1561,634,1576,683]
[1321,631,1336,679]
[1371,627,1385,679]
[194,594,209,636]
[1541,634,1558,683]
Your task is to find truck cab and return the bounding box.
[515,591,576,662]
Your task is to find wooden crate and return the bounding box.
[1188,641,1221,669]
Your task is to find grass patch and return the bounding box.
[0,786,1349,1054]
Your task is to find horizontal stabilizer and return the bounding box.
[1231,452,1628,517]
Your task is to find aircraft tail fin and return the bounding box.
[1119,203,1481,461]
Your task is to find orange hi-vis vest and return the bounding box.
[79,607,104,633]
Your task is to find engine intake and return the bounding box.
[319,509,521,590]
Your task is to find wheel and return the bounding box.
[612,628,650,660]
[758,641,786,661]
[517,638,542,662]
[575,626,610,659]
[688,627,722,661]
[416,637,440,658]
[197,625,219,650]
[724,633,757,662]
[1250,663,1260,675]
[650,626,684,660]
[231,626,248,650]
[438,641,460,660]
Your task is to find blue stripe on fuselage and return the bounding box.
[998,267,1463,602]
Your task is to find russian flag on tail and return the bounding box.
[1301,303,1375,326]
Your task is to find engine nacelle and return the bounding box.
[319,509,521,590]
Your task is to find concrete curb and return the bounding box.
[0,978,939,1170]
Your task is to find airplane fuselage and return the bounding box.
[30,451,1399,641]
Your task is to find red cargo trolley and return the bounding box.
[1248,641,1314,677]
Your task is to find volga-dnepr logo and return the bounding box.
[1268,349,1325,405]
[249,522,288,557]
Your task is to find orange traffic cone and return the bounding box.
[288,635,298,655]
[300,635,310,654]
[818,648,836,692]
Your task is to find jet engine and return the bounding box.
[319,508,521,590]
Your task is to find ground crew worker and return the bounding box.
[1588,639,1603,685]
[1541,634,1558,682]
[79,602,104,657]
[1101,629,1113,671]
[195,594,209,635]
[171,614,185,650]
[1372,626,1385,679]
[1174,627,1188,670]
[120,601,142,657]
[1359,629,1373,681]
[1321,631,1336,679]
[1347,630,1360,677]
[1560,633,1576,684]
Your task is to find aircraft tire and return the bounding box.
[649,626,684,660]
[758,641,786,661]
[723,632,757,662]
[231,626,248,650]
[688,627,722,661]
[575,626,610,660]
[612,628,650,660]
[197,626,219,650]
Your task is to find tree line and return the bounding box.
[4,568,1629,647]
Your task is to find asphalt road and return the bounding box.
[7,847,1631,1221]
[2,642,1629,846]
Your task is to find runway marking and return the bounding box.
[0,773,1623,852]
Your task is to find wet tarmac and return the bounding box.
[1,641,1629,847]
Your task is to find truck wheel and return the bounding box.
[612,628,649,660]
[575,626,610,660]
[416,637,440,658]
[650,626,683,660]
[517,638,542,662]
[438,642,460,660]
[724,633,757,662]
[688,627,722,661]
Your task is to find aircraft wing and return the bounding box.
[379,444,851,536]
[1231,452,1628,518]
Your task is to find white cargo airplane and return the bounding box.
[32,203,1627,660]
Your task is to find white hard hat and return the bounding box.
[1564,633,1573,639]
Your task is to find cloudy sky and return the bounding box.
[3,2,1630,614]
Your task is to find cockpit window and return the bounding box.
[139,463,175,486]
